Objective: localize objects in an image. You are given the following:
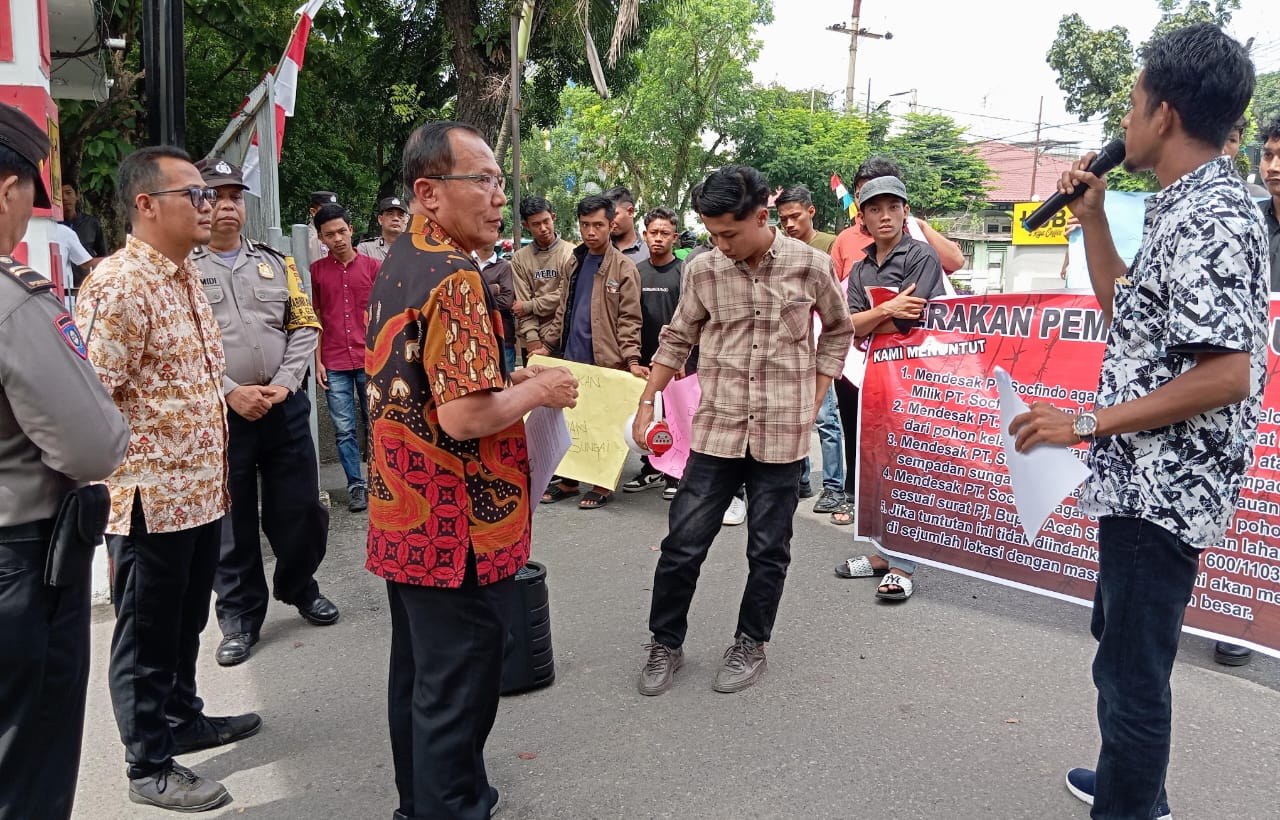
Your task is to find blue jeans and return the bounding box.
[800,386,843,491]
[1090,516,1200,820]
[649,451,804,648]
[325,368,368,489]
[503,346,517,375]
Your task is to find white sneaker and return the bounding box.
[722,496,747,526]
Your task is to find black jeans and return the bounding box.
[0,523,90,820]
[215,389,329,635]
[833,377,860,496]
[108,494,221,778]
[649,450,804,648]
[386,560,517,820]
[1090,516,1201,820]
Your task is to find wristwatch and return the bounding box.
[1073,412,1099,440]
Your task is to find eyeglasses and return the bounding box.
[145,186,217,208]
[422,174,506,192]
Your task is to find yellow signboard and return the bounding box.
[1012,202,1073,245]
[526,355,646,490]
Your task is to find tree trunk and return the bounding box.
[440,0,507,146]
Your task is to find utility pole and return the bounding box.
[142,0,184,147]
[510,7,522,251]
[826,1,892,113]
[1029,95,1044,199]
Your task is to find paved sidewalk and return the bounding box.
[73,453,1280,819]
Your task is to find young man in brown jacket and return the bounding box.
[540,193,645,510]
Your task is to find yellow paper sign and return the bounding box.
[1012,202,1073,245]
[527,355,646,490]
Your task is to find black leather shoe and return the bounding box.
[297,594,340,626]
[172,712,263,754]
[215,632,258,667]
[797,481,814,499]
[1214,641,1253,666]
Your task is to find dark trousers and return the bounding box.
[649,450,804,648]
[215,390,329,635]
[108,494,221,778]
[833,377,860,495]
[386,560,517,820]
[0,523,90,820]
[1090,516,1201,820]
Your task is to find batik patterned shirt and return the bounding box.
[75,235,229,535]
[1080,156,1270,547]
[364,215,530,588]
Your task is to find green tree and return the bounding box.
[730,86,870,231]
[1254,71,1280,132]
[528,0,771,215]
[883,114,991,216]
[1047,0,1241,139]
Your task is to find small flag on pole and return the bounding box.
[832,173,856,219]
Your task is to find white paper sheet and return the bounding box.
[524,406,572,498]
[994,367,1092,543]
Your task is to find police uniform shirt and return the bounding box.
[192,240,322,394]
[0,257,129,525]
[356,236,392,263]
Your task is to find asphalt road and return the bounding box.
[72,447,1280,820]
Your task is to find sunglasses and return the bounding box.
[145,186,217,208]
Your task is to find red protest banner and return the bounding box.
[856,293,1280,658]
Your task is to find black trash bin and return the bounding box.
[501,560,555,695]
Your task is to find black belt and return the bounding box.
[0,518,55,544]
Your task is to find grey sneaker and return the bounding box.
[349,485,368,513]
[712,635,767,693]
[638,641,684,696]
[129,761,231,812]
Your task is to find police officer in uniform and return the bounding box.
[356,195,407,263]
[193,158,339,667]
[307,190,338,267]
[0,103,130,819]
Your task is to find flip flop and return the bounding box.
[876,572,914,601]
[834,555,888,579]
[541,483,579,504]
[579,490,611,510]
[830,507,854,526]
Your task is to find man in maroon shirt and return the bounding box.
[310,203,380,512]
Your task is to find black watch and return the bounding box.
[1073,412,1098,440]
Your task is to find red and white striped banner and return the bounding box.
[240,0,326,194]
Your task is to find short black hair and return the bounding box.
[604,185,634,206]
[313,202,351,232]
[690,165,769,221]
[62,179,79,192]
[402,120,485,190]
[853,155,903,187]
[1139,23,1255,149]
[577,194,615,221]
[1261,116,1280,145]
[774,185,814,209]
[643,206,678,230]
[520,196,552,221]
[117,145,192,214]
[0,144,40,191]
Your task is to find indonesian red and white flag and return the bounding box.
[240,0,327,194]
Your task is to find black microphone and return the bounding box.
[1021,140,1126,232]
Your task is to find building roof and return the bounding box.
[974,142,1076,204]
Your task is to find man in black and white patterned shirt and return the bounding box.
[1011,24,1267,820]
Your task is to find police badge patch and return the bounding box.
[54,313,88,359]
[216,160,232,175]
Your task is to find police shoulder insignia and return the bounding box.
[258,262,276,279]
[0,256,54,292]
[54,312,88,359]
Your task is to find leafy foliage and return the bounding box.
[881,114,992,217]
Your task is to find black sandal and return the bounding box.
[541,483,580,504]
[579,490,611,510]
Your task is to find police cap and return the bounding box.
[195,157,248,190]
[310,191,339,207]
[377,196,407,214]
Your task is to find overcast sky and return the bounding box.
[752,0,1279,151]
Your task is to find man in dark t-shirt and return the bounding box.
[624,207,686,495]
